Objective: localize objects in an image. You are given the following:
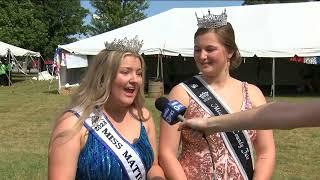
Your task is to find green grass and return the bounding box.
[0,80,319,179]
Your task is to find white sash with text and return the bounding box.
[84,113,146,180]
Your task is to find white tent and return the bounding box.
[58,2,320,97]
[0,41,40,57]
[0,41,41,86]
[59,2,320,58]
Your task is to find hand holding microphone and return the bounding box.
[178,117,210,132]
[155,97,187,125]
[155,97,211,134]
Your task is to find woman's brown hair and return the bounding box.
[194,22,241,69]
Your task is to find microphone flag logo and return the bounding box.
[161,100,187,125]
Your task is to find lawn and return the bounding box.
[0,79,319,179]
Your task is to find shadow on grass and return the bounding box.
[43,89,59,94]
[10,72,37,84]
[11,78,26,83]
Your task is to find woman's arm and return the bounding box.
[143,108,165,180]
[180,100,320,133]
[48,113,82,180]
[248,85,275,180]
[159,85,189,180]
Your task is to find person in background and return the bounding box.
[179,101,320,133]
[4,60,11,86]
[48,36,164,180]
[0,61,7,86]
[159,10,275,180]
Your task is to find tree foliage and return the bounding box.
[0,0,89,58]
[243,0,319,5]
[0,1,47,54]
[89,0,149,35]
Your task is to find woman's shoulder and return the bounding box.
[50,111,83,145]
[55,111,80,130]
[168,84,190,107]
[244,83,266,107]
[245,83,264,96]
[233,78,263,95]
[171,83,187,93]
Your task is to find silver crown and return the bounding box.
[104,36,143,53]
[195,9,227,28]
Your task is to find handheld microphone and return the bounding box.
[155,97,187,125]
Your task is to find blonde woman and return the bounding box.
[48,37,164,180]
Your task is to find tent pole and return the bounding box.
[160,55,163,81]
[37,56,40,80]
[58,54,61,92]
[272,58,275,99]
[161,54,164,95]
[8,50,11,86]
[156,54,160,79]
[58,69,61,92]
[257,57,261,85]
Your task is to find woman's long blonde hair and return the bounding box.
[55,49,147,139]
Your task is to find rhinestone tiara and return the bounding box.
[104,36,143,54]
[195,9,227,28]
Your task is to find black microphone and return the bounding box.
[155,97,187,125]
[154,96,169,112]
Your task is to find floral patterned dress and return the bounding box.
[179,82,257,180]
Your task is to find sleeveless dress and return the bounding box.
[72,111,154,180]
[179,82,257,180]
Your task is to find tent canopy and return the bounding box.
[0,41,40,57]
[59,2,320,58]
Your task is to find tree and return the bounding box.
[0,0,89,58]
[243,0,320,5]
[31,0,89,58]
[0,1,47,54]
[89,0,149,35]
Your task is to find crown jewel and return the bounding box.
[104,36,143,53]
[195,9,227,28]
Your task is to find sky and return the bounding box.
[81,1,243,24]
[144,1,243,17]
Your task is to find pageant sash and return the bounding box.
[181,76,254,180]
[75,109,146,180]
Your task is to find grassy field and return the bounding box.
[0,79,319,179]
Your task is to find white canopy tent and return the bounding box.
[59,2,320,58]
[0,41,41,86]
[0,41,40,57]
[58,2,320,97]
